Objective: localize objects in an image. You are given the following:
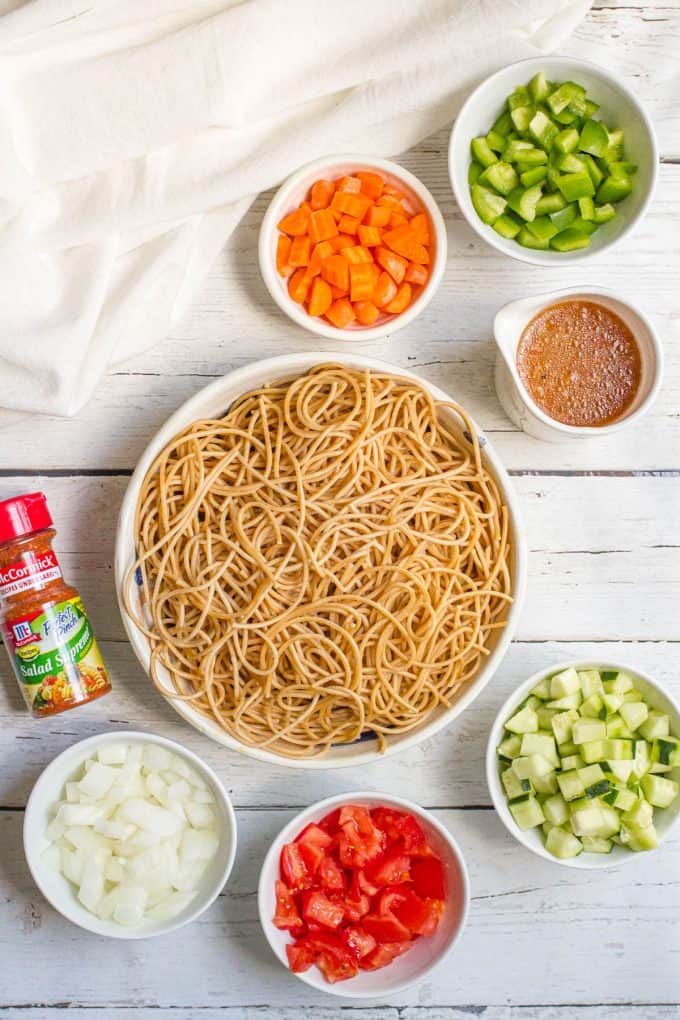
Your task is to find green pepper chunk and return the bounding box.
[507,184,543,222]
[517,226,550,250]
[556,152,586,174]
[529,71,551,104]
[578,196,596,221]
[493,213,522,239]
[511,106,534,134]
[579,118,609,157]
[471,137,498,168]
[549,203,579,231]
[491,110,514,137]
[486,129,507,154]
[535,192,567,216]
[593,203,616,224]
[550,227,592,252]
[520,166,548,188]
[553,128,580,154]
[468,161,484,186]
[529,110,558,149]
[526,216,559,242]
[556,170,595,202]
[480,162,519,196]
[596,173,633,204]
[471,184,507,224]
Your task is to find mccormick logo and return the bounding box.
[0,552,61,596]
[11,620,40,648]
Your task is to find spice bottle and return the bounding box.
[0,492,111,716]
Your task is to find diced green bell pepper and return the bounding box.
[571,216,598,236]
[471,137,498,168]
[471,184,507,224]
[584,99,600,118]
[578,196,596,221]
[556,152,586,174]
[526,216,559,242]
[503,139,534,163]
[508,86,530,111]
[593,202,616,224]
[468,161,484,186]
[608,160,638,176]
[549,202,578,231]
[486,130,507,154]
[492,213,522,239]
[550,227,592,252]
[520,166,548,188]
[507,183,543,222]
[554,128,580,154]
[517,226,550,250]
[491,110,514,136]
[582,153,605,187]
[596,173,633,204]
[529,71,551,104]
[480,161,519,196]
[513,147,548,166]
[535,192,567,216]
[554,107,579,126]
[579,118,609,157]
[511,105,534,134]
[547,81,586,116]
[529,110,558,149]
[557,170,595,202]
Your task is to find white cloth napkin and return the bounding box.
[0,0,590,416]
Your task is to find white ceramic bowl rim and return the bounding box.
[258,154,448,342]
[23,730,238,938]
[449,56,659,266]
[494,285,664,437]
[257,790,470,998]
[486,661,680,870]
[114,352,527,770]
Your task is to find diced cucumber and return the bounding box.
[486,129,507,154]
[553,127,580,154]
[603,785,637,812]
[512,754,554,780]
[545,827,582,859]
[571,804,606,837]
[547,693,583,713]
[520,732,559,767]
[651,736,680,767]
[622,797,654,830]
[581,695,606,720]
[622,689,644,703]
[603,671,635,694]
[532,772,559,797]
[620,701,649,732]
[577,764,606,788]
[551,709,579,746]
[497,733,522,760]
[602,692,625,713]
[632,739,651,779]
[501,768,533,800]
[580,740,609,764]
[573,718,607,745]
[639,711,670,742]
[509,794,545,830]
[536,706,559,730]
[556,152,586,174]
[606,715,634,739]
[578,669,604,697]
[640,774,679,808]
[560,754,585,771]
[468,161,484,186]
[606,759,635,783]
[581,835,612,854]
[543,793,569,826]
[529,110,558,149]
[528,71,551,104]
[557,769,585,802]
[510,105,534,134]
[530,677,552,700]
[627,824,658,852]
[505,706,539,735]
[603,738,635,761]
[502,138,534,163]
[559,741,578,757]
[492,110,514,136]
[550,667,580,698]
[547,81,586,116]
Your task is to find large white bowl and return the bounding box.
[24,731,238,938]
[486,662,680,870]
[259,155,447,342]
[257,791,470,998]
[115,352,527,769]
[449,57,658,265]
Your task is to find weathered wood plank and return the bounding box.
[1,640,677,810]
[1,808,678,1008]
[4,1010,680,1018]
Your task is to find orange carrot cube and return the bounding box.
[308,240,334,276]
[357,225,382,247]
[289,235,311,267]
[330,191,373,220]
[375,246,408,284]
[276,236,292,277]
[307,277,333,317]
[338,215,360,235]
[308,208,338,243]
[404,262,429,286]
[357,171,384,200]
[384,282,412,314]
[373,270,398,308]
[321,254,350,292]
[365,205,391,228]
[343,245,373,264]
[288,268,311,304]
[382,225,429,264]
[409,213,431,244]
[337,175,362,194]
[331,234,355,251]
[310,179,335,210]
[354,300,381,325]
[326,298,356,329]
[349,263,377,302]
[278,207,310,237]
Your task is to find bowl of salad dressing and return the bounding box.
[494,287,663,441]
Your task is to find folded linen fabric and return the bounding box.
[0,0,590,415]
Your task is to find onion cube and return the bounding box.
[97,743,128,766]
[118,798,184,837]
[147,890,196,921]
[113,885,147,926]
[185,803,215,829]
[78,856,105,913]
[180,829,219,865]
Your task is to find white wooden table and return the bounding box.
[1,3,679,1017]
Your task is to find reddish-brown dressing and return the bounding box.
[516,300,641,427]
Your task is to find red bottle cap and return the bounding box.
[0,492,53,544]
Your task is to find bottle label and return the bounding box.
[0,550,62,597]
[1,595,109,713]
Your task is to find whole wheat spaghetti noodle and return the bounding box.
[124,365,512,758]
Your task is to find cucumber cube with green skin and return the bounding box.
[512,753,554,780]
[485,129,507,153]
[581,695,606,720]
[554,107,579,126]
[480,161,519,196]
[560,754,585,771]
[559,740,578,756]
[606,759,635,783]
[497,732,522,760]
[627,824,659,852]
[520,732,559,766]
[528,71,551,104]
[471,185,507,224]
[604,785,637,811]
[505,705,539,735]
[651,736,680,767]
[622,797,654,830]
[557,769,585,802]
[579,118,609,157]
[593,203,616,224]
[578,669,604,697]
[468,161,484,186]
[603,738,636,761]
[598,803,622,837]
[622,689,644,703]
[585,780,611,799]
[606,718,634,740]
[547,81,586,116]
[641,773,679,808]
[471,137,498,168]
[551,709,579,746]
[638,711,670,742]
[603,672,635,695]
[620,701,649,732]
[520,166,548,188]
[580,740,608,764]
[581,836,612,854]
[520,694,543,711]
[501,768,532,800]
[526,216,558,242]
[603,693,625,713]
[571,804,605,837]
[549,203,578,232]
[550,228,591,252]
[545,827,582,859]
[493,214,522,239]
[536,192,567,216]
[529,109,558,148]
[543,793,569,826]
[509,794,545,830]
[532,772,559,796]
[573,718,607,745]
[633,739,651,779]
[553,127,580,154]
[556,171,595,202]
[536,706,559,730]
[511,105,535,134]
[549,667,580,699]
[577,764,606,788]
[517,229,548,253]
[530,677,552,700]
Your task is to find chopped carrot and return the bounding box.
[405,262,428,285]
[330,191,372,219]
[384,282,412,314]
[321,254,350,291]
[358,225,382,247]
[375,246,408,284]
[389,212,409,228]
[278,207,310,237]
[308,240,335,276]
[310,179,335,210]
[373,270,398,308]
[338,215,360,235]
[289,235,311,267]
[288,268,311,304]
[354,300,381,325]
[331,234,355,251]
[308,277,333,317]
[349,263,377,302]
[410,213,431,244]
[276,235,292,277]
[326,298,355,329]
[337,175,362,194]
[382,225,429,264]
[329,284,346,299]
[344,245,373,264]
[377,195,404,214]
[365,204,391,228]
[383,184,406,200]
[308,208,338,243]
[357,171,384,200]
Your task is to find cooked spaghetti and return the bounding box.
[124,365,512,758]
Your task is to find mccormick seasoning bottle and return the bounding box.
[0,492,111,717]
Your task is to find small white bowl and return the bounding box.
[24,730,238,938]
[257,792,469,998]
[258,155,447,341]
[486,662,680,869]
[449,57,658,265]
[494,286,664,441]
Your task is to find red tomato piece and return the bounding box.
[337,806,385,869]
[371,807,431,857]
[296,823,333,851]
[302,890,344,930]
[360,941,412,971]
[280,842,312,891]
[273,880,303,932]
[318,808,342,834]
[286,941,315,973]
[391,888,443,937]
[304,932,359,983]
[362,912,412,944]
[376,884,410,916]
[340,889,371,923]
[297,841,325,876]
[351,868,379,898]
[411,856,446,900]
[365,848,411,887]
[343,925,377,959]
[318,854,347,892]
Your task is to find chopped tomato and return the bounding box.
[351,868,379,898]
[302,891,344,930]
[273,880,303,932]
[286,941,315,973]
[343,925,377,959]
[303,932,359,983]
[376,884,410,916]
[362,912,412,944]
[371,807,431,857]
[360,941,412,971]
[411,856,446,900]
[340,889,371,922]
[337,806,385,868]
[391,888,443,937]
[318,808,342,833]
[365,848,411,887]
[280,842,312,891]
[318,854,347,892]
